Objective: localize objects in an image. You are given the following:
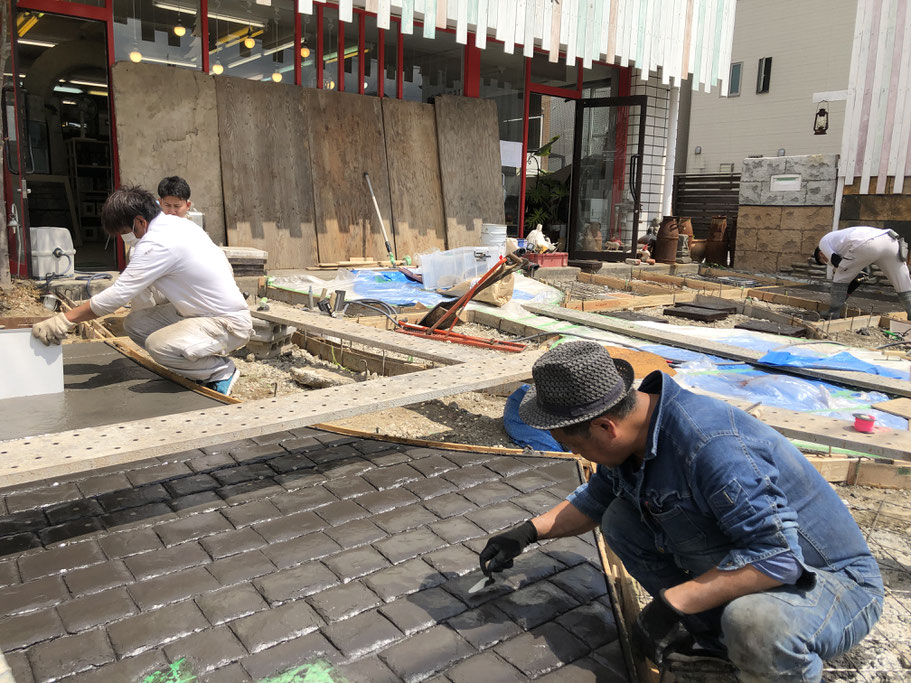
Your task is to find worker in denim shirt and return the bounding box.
[479,342,882,682]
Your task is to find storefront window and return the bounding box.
[401,26,462,102]
[300,12,318,88]
[113,0,202,69]
[321,5,339,90]
[342,17,360,93]
[479,48,525,234]
[529,51,578,89]
[362,15,379,96]
[384,21,398,97]
[207,0,293,82]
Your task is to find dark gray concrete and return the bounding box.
[0,342,220,442]
[0,432,627,682]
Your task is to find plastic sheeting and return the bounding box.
[503,385,568,452]
[758,349,908,380]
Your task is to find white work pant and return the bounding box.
[123,304,252,383]
[833,233,911,292]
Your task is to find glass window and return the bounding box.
[728,61,742,96]
[113,0,202,69]
[383,21,398,97]
[530,51,577,89]
[300,12,318,88]
[207,0,293,82]
[321,5,339,90]
[363,15,380,96]
[479,49,525,235]
[756,57,772,94]
[342,17,360,93]
[401,25,463,102]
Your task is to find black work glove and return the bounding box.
[478,521,538,576]
[830,252,843,268]
[631,589,688,667]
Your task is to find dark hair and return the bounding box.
[157,176,191,200]
[813,247,824,265]
[559,390,638,437]
[101,185,161,236]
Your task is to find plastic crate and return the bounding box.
[525,251,568,267]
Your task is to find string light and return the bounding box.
[301,46,310,58]
[129,50,143,62]
[271,72,282,82]
[243,27,255,49]
[327,79,335,90]
[212,62,224,74]
[173,23,186,37]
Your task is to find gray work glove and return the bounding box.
[32,312,75,345]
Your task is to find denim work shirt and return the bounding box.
[568,371,882,589]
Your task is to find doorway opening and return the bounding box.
[9,10,115,274]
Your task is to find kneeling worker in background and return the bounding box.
[478,342,882,682]
[33,185,252,396]
[814,225,911,319]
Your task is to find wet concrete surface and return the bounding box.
[767,283,902,314]
[0,431,627,682]
[0,342,220,442]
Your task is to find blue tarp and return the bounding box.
[758,350,907,380]
[503,385,568,452]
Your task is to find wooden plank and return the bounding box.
[381,98,448,258]
[872,397,911,419]
[578,271,674,295]
[523,303,911,398]
[0,350,542,486]
[434,96,505,248]
[111,63,225,244]
[216,80,319,269]
[310,90,394,264]
[254,302,496,365]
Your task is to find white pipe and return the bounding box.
[661,85,681,217]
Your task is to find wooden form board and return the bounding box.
[253,302,496,365]
[523,303,911,398]
[111,63,225,245]
[577,271,672,295]
[872,397,911,420]
[0,350,541,486]
[309,90,393,264]
[381,99,447,258]
[434,95,505,249]
[216,80,319,269]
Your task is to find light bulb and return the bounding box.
[271,72,282,82]
[301,46,311,59]
[173,24,186,37]
[211,63,224,75]
[129,50,143,63]
[327,79,335,90]
[244,36,255,49]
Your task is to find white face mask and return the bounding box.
[122,231,139,246]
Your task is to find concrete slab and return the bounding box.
[0,342,220,442]
[0,434,627,682]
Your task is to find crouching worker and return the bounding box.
[478,342,883,682]
[33,185,252,396]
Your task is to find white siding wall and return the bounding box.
[686,0,855,174]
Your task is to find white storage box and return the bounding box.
[418,245,504,291]
[30,227,75,278]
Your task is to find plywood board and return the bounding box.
[0,329,62,399]
[309,90,393,264]
[381,98,447,259]
[216,79,319,269]
[872,397,911,420]
[434,95,505,249]
[111,62,225,244]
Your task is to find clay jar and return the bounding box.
[705,215,728,265]
[689,238,707,263]
[654,216,679,264]
[677,217,694,239]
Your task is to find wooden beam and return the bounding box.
[0,350,542,486]
[577,271,673,295]
[523,304,911,400]
[808,313,886,336]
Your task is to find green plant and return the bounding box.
[524,174,568,229]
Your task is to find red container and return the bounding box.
[525,251,569,267]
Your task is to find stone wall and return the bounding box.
[734,154,837,273]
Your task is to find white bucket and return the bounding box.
[481,223,508,249]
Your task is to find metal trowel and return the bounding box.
[468,574,497,594]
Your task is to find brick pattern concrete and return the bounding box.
[0,430,626,682]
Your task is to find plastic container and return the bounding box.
[853,413,875,433]
[480,223,508,249]
[30,227,75,278]
[418,245,504,290]
[525,251,569,267]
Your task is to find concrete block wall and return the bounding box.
[840,178,911,240]
[735,154,837,273]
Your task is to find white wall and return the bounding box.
[686,0,855,174]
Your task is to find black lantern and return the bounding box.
[814,101,829,135]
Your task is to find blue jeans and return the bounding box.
[603,498,883,682]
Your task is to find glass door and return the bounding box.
[3,66,31,277]
[568,95,646,261]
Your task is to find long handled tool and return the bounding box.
[364,172,396,268]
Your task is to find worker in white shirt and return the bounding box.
[814,225,911,320]
[33,185,253,396]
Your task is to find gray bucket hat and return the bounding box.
[519,341,635,430]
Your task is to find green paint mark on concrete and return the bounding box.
[898,467,911,476]
[142,659,196,683]
[260,659,343,683]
